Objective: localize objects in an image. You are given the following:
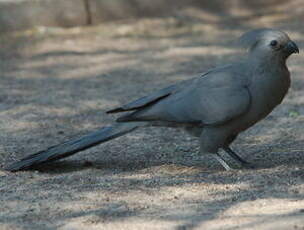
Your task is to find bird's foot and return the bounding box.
[213,153,234,171]
[223,147,255,170]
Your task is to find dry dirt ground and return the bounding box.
[1,5,304,230]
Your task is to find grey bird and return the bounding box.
[5,28,299,172]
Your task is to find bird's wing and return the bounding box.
[106,85,176,114]
[106,73,208,114]
[117,65,251,126]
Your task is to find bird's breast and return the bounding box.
[252,72,290,112]
[235,72,290,132]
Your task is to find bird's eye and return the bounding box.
[270,40,278,47]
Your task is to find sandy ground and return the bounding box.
[1,4,304,230]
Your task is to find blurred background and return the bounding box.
[0,0,304,32]
[1,1,304,229]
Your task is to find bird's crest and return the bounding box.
[239,28,287,51]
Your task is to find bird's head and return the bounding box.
[239,28,299,61]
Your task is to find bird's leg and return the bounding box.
[223,146,254,169]
[213,153,233,171]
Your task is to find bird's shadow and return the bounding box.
[25,139,304,175]
[28,158,183,174]
[31,160,97,174]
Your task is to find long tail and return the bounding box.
[5,122,142,172]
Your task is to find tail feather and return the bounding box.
[5,122,140,172]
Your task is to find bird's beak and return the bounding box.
[284,41,299,54]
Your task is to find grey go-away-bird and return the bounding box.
[6,28,299,172]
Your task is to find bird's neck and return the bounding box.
[248,53,288,74]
